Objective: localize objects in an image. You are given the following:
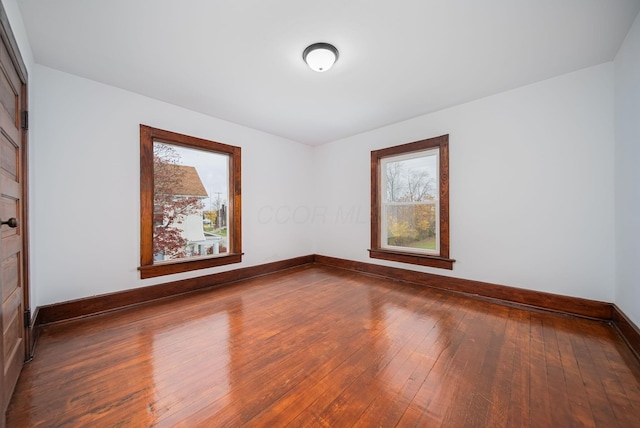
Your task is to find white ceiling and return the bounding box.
[17,0,640,146]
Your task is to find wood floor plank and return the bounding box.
[477,306,514,428]
[351,291,458,428]
[156,271,361,426]
[5,265,640,427]
[571,326,625,427]
[541,317,575,427]
[395,298,480,426]
[423,303,501,427]
[282,285,433,426]
[555,319,597,427]
[582,325,640,428]
[528,314,554,428]
[389,306,468,425]
[315,287,450,426]
[505,308,531,427]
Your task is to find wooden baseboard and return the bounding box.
[612,304,640,360]
[313,254,613,321]
[33,253,639,362]
[37,255,314,325]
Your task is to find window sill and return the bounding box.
[139,253,243,279]
[368,249,455,270]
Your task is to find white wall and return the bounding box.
[614,13,640,326]
[1,0,33,71]
[7,0,629,311]
[31,65,314,307]
[314,63,616,302]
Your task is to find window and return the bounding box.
[139,125,242,278]
[370,134,454,269]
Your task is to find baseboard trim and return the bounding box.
[33,253,639,362]
[37,255,314,325]
[313,254,613,321]
[612,304,640,361]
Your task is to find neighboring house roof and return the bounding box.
[164,164,208,198]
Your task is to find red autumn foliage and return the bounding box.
[153,143,204,259]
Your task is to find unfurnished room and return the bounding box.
[0,0,639,426]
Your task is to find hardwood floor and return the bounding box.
[6,265,640,427]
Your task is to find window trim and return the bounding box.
[369,134,454,270]
[139,125,242,278]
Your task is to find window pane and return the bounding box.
[383,150,438,203]
[384,203,437,252]
[381,148,439,254]
[153,142,229,262]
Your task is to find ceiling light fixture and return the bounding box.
[302,43,339,72]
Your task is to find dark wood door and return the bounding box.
[0,7,28,424]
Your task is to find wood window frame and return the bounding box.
[139,125,242,278]
[369,134,455,270]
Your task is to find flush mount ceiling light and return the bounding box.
[302,42,339,72]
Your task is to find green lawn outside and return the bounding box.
[405,236,436,250]
[204,227,227,237]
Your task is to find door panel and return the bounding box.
[0,7,27,422]
[0,135,17,180]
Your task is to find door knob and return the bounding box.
[1,218,18,228]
